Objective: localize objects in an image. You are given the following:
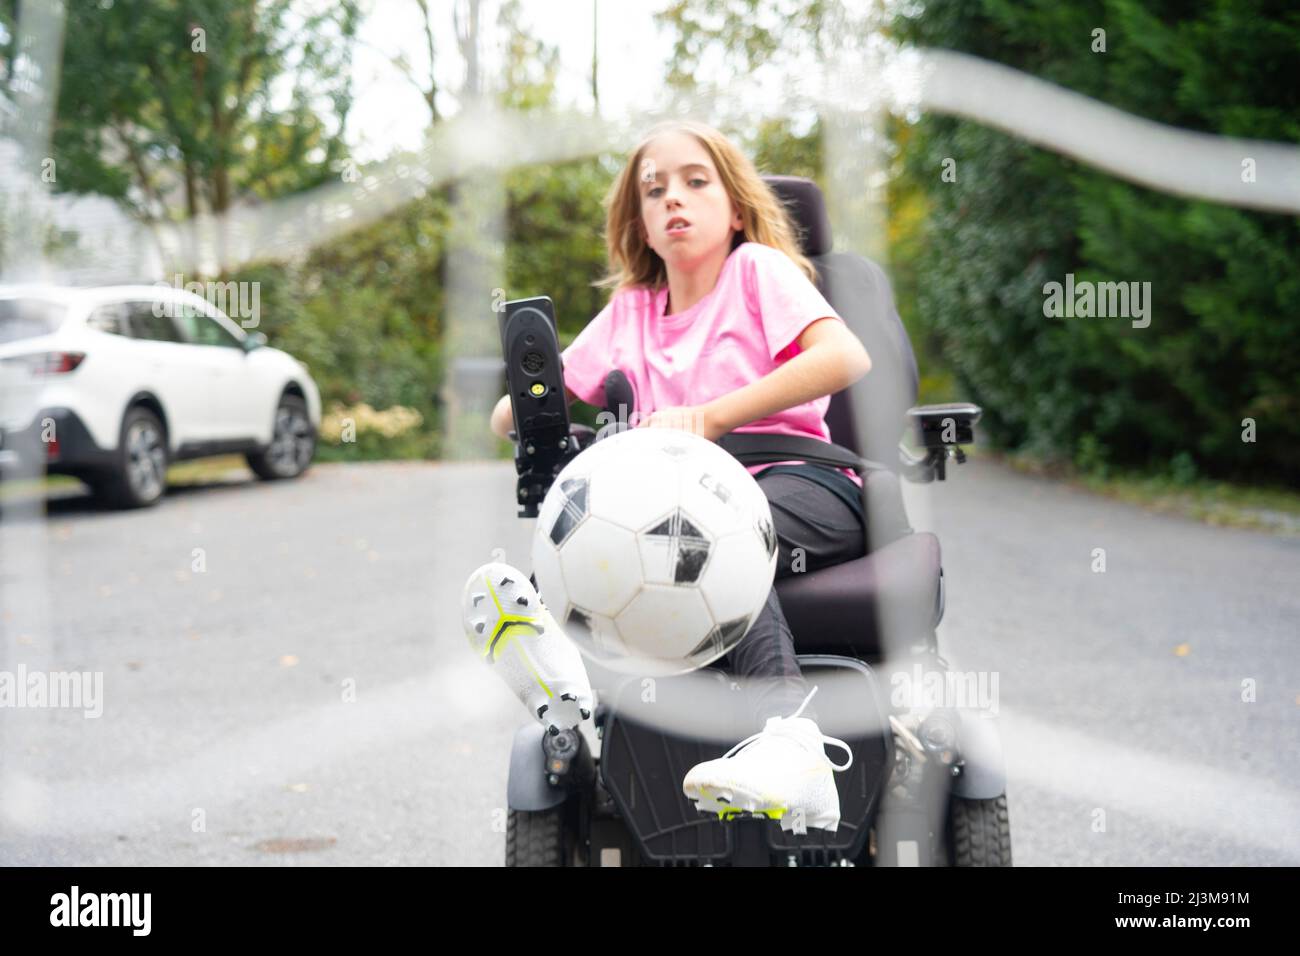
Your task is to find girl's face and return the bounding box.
[637,131,743,270]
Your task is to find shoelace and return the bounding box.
[719,685,854,772]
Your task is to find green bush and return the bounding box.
[893,0,1300,485]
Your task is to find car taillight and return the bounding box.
[0,351,86,375]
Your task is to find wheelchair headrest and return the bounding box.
[762,175,833,257]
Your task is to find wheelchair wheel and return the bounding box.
[945,794,1012,866]
[505,805,578,867]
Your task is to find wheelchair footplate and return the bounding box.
[598,658,894,866]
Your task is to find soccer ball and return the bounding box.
[531,426,777,677]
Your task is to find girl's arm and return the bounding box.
[703,317,871,436]
[489,395,514,439]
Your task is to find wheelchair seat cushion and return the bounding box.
[773,532,942,658]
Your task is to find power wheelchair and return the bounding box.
[496,175,1009,867]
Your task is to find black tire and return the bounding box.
[246,393,315,480]
[505,806,572,867]
[94,406,169,509]
[946,794,1012,866]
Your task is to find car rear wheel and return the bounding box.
[246,394,315,480]
[94,406,168,509]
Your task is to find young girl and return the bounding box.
[467,119,873,833]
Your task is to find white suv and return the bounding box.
[0,284,321,508]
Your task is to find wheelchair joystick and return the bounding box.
[499,296,582,517]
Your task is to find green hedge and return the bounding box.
[893,0,1300,484]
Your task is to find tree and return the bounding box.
[0,0,361,222]
[894,0,1300,484]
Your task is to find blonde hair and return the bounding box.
[592,119,818,295]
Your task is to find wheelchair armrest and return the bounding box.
[900,402,982,483]
[714,410,983,487]
[907,403,982,449]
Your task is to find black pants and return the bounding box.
[721,464,867,726]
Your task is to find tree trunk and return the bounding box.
[184,160,199,219]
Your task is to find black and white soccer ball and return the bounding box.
[531,426,777,676]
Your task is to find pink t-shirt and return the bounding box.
[560,240,862,489]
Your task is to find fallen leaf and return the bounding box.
[253,837,336,854]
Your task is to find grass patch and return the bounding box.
[165,455,254,485]
[0,455,254,503]
[0,474,80,501]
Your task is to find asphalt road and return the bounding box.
[1,457,1296,866]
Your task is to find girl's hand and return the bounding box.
[636,404,727,442]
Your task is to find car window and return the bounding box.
[174,304,243,348]
[86,303,130,336]
[128,302,183,342]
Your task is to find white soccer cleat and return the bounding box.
[461,561,594,734]
[681,686,853,833]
